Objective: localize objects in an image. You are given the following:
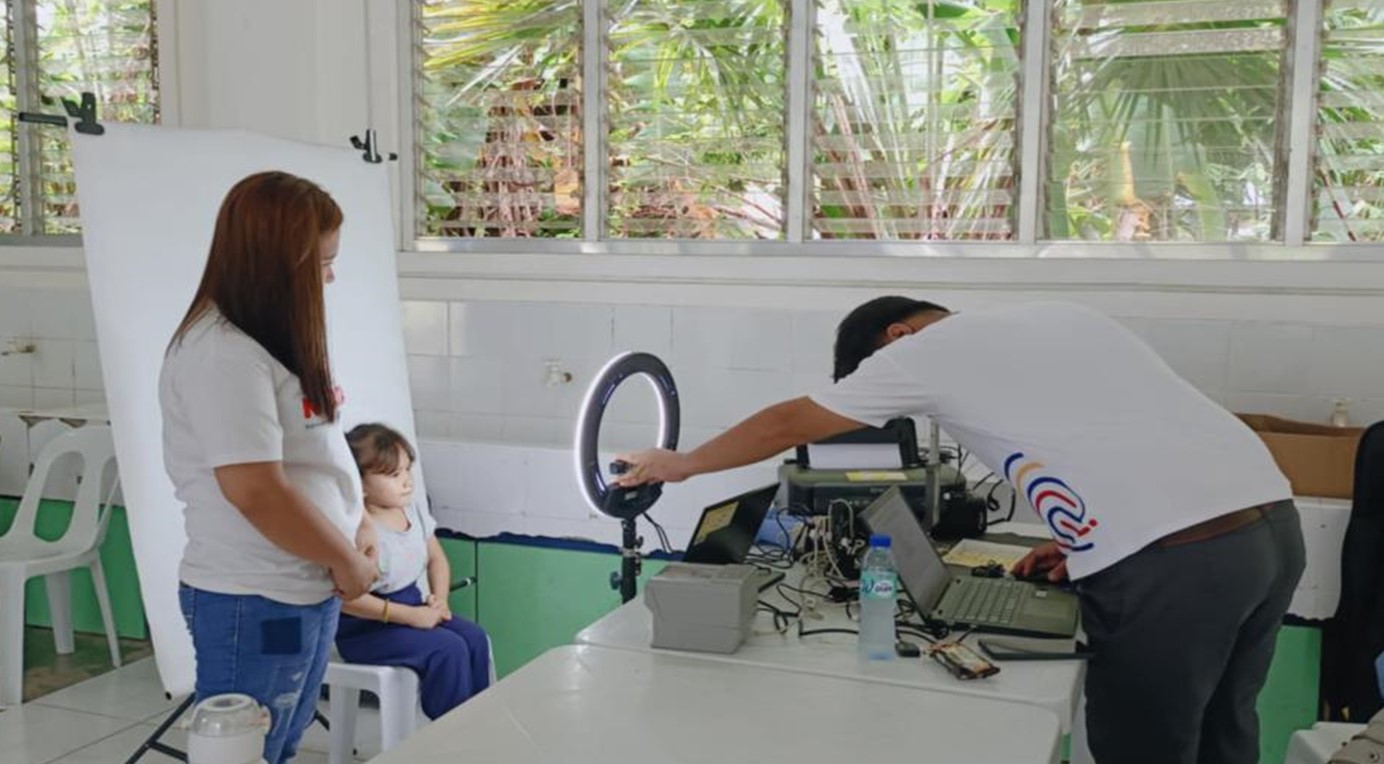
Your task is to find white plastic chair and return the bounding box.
[324,660,423,764]
[0,425,121,707]
[324,638,497,763]
[1286,722,1368,764]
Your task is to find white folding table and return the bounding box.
[577,526,1085,733]
[367,644,1063,764]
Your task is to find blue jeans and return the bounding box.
[179,585,340,764]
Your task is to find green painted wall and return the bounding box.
[472,541,666,677]
[1258,625,1322,764]
[437,536,478,622]
[0,498,147,639]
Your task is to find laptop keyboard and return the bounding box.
[952,579,1024,626]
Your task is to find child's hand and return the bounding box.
[426,594,453,621]
[404,604,446,630]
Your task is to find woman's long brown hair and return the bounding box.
[170,171,343,421]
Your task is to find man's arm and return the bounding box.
[614,397,864,485]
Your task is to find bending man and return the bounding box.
[616,298,1303,764]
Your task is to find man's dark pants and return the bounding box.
[1078,501,1306,764]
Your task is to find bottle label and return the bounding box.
[860,572,896,599]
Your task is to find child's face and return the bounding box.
[362,447,414,508]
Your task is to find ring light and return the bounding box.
[574,352,680,521]
[573,351,680,603]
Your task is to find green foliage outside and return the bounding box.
[416,0,1384,243]
[1,0,158,235]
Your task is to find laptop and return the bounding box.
[860,486,1079,639]
[684,484,778,564]
[683,483,785,590]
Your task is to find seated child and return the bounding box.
[336,423,491,719]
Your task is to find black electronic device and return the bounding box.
[932,494,989,541]
[779,417,981,537]
[683,484,779,565]
[929,642,1000,680]
[977,639,1093,662]
[792,417,924,469]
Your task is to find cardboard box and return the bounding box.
[1236,414,1363,499]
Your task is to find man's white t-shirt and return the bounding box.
[160,311,364,605]
[811,302,1291,580]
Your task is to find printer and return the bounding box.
[779,418,970,533]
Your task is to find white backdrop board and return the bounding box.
[72,124,422,697]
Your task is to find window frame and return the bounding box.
[406,0,1384,259]
[0,0,162,242]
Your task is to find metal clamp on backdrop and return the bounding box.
[17,90,104,135]
[349,128,398,163]
[574,352,680,603]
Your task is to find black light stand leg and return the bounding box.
[619,517,642,604]
[123,694,196,763]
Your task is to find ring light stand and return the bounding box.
[574,352,680,603]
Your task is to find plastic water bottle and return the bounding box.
[858,533,897,661]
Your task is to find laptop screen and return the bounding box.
[683,483,779,565]
[859,486,950,613]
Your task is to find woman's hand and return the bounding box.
[403,604,446,630]
[331,551,379,601]
[1011,542,1069,583]
[611,449,694,487]
[425,593,453,621]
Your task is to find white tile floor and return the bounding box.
[1,658,383,763]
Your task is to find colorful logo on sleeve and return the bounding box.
[1003,452,1098,553]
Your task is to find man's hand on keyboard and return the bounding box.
[1011,542,1069,583]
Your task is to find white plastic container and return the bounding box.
[187,693,270,764]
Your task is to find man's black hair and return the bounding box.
[832,296,949,381]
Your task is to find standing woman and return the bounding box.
[160,171,378,764]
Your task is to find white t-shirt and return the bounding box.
[372,502,438,595]
[811,302,1291,580]
[160,311,364,605]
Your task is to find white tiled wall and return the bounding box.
[401,299,1384,449]
[0,286,105,413]
[3,286,1384,553]
[1292,497,1353,620]
[2,283,1384,459]
[419,439,779,547]
[4,287,1383,452]
[400,300,841,451]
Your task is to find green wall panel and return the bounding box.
[1258,625,1321,764]
[475,541,665,678]
[438,536,478,622]
[0,498,147,639]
